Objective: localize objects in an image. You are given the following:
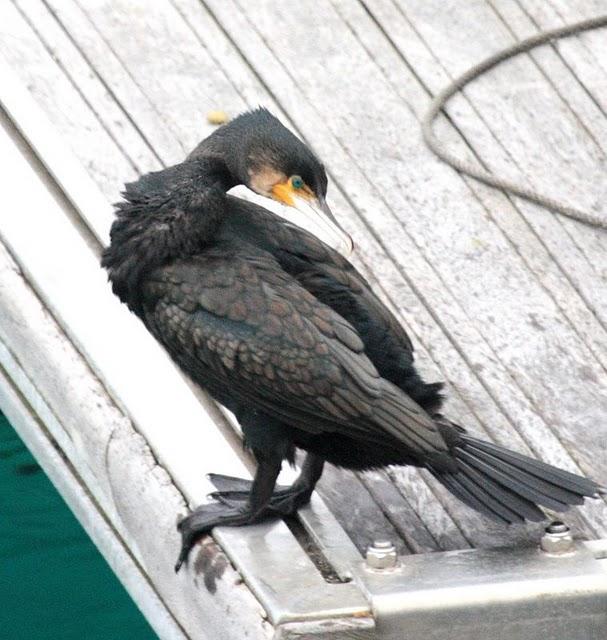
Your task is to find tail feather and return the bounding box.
[463,436,601,496]
[430,470,519,523]
[455,458,546,521]
[456,447,582,510]
[430,431,603,524]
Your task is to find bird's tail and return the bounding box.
[428,426,604,524]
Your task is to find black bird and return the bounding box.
[102,108,603,572]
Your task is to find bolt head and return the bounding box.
[366,540,398,570]
[540,521,574,554]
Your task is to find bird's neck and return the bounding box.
[102,156,235,313]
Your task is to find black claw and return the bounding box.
[174,549,188,573]
[175,527,197,573]
[175,467,317,570]
[173,503,260,570]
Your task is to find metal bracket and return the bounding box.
[355,539,607,640]
[217,499,607,639]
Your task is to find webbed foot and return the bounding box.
[208,473,314,516]
[175,502,262,572]
[175,455,323,572]
[207,473,289,501]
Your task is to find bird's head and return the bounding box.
[192,108,353,255]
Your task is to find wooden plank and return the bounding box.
[542,0,607,80]
[502,0,607,138]
[361,469,463,553]
[490,0,607,153]
[2,0,605,551]
[69,0,252,154]
[330,0,607,381]
[39,0,188,166]
[203,0,607,538]
[347,0,607,342]
[0,0,137,199]
[11,0,163,173]
[0,58,113,246]
[45,0,607,540]
[366,0,607,317]
[9,0,461,551]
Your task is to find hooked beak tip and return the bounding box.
[266,187,354,256]
[318,197,354,255]
[298,196,353,257]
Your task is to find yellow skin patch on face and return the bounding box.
[249,166,286,197]
[271,176,314,207]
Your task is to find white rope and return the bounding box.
[422,14,607,230]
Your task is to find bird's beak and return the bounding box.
[269,180,354,257]
[270,182,353,256]
[296,195,354,257]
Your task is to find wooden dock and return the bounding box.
[1,1,606,638]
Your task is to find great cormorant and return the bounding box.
[101,108,604,572]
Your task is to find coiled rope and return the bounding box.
[422,14,607,230]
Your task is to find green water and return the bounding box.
[0,411,158,640]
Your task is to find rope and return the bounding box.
[422,14,607,230]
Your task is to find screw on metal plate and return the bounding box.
[365,540,398,570]
[540,521,575,555]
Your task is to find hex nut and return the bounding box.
[540,522,574,554]
[366,540,398,570]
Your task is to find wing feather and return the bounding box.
[143,248,446,456]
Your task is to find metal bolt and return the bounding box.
[546,521,569,534]
[366,540,398,570]
[540,521,574,555]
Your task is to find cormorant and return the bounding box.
[101,108,604,572]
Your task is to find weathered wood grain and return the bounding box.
[496,0,607,147]
[541,0,607,81]
[205,0,607,535]
[524,0,607,119]
[5,0,465,551]
[369,0,607,309]
[2,0,605,555]
[0,1,137,199]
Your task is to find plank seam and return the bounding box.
[207,0,602,482]
[11,0,143,174]
[70,0,189,156]
[204,0,600,537]
[488,0,607,156]
[41,0,166,167]
[342,0,607,375]
[380,0,606,272]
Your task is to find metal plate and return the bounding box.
[354,541,607,640]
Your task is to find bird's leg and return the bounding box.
[175,453,281,572]
[271,452,324,513]
[209,453,325,515]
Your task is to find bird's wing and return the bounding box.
[142,249,446,455]
[225,197,415,357]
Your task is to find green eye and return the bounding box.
[291,175,304,189]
